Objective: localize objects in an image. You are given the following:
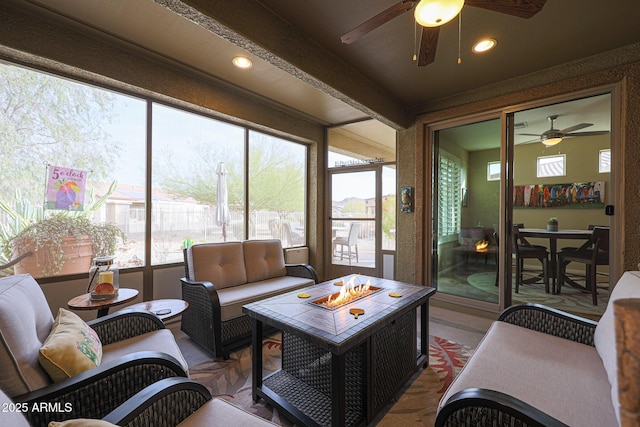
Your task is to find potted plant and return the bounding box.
[547,217,559,232]
[5,214,123,278]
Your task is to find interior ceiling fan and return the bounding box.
[518,115,610,146]
[341,0,548,66]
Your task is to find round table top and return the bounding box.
[125,299,189,321]
[67,288,139,311]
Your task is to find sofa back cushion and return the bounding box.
[187,242,247,289]
[594,270,640,425]
[243,240,286,283]
[0,274,55,397]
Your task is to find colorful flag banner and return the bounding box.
[45,165,87,211]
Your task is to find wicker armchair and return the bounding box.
[2,377,276,427]
[0,274,189,427]
[104,377,277,426]
[435,304,599,427]
[181,240,318,359]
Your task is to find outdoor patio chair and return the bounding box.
[0,274,189,427]
[282,222,304,246]
[334,222,361,265]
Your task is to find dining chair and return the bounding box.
[512,225,550,293]
[557,226,610,305]
[334,222,361,265]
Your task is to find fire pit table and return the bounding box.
[243,275,436,427]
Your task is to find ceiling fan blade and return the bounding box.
[465,0,547,19]
[517,133,543,137]
[417,26,439,66]
[564,131,610,137]
[341,1,416,44]
[559,123,593,134]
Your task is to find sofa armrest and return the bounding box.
[180,277,224,356]
[103,377,211,426]
[285,263,318,283]
[498,303,597,346]
[13,351,188,426]
[436,388,569,427]
[88,310,165,345]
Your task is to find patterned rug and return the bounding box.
[466,271,609,317]
[188,335,472,426]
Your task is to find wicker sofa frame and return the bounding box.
[12,310,189,427]
[181,244,318,359]
[435,303,600,427]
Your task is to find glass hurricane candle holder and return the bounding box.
[88,256,119,300]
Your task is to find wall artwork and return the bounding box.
[514,181,604,209]
[400,186,413,213]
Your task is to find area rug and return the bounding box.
[466,271,609,317]
[188,335,472,426]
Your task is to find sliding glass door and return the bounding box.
[432,118,502,307]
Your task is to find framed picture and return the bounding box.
[400,186,413,213]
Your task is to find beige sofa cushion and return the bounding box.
[101,329,189,375]
[593,270,640,425]
[218,275,315,321]
[243,240,286,283]
[439,321,617,427]
[0,274,55,397]
[187,242,247,289]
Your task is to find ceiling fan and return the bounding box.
[341,0,548,66]
[518,115,610,146]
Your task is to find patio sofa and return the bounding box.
[436,270,640,427]
[181,239,318,359]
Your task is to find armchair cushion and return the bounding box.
[0,274,56,396]
[186,242,247,289]
[101,329,189,375]
[39,308,102,382]
[243,239,286,283]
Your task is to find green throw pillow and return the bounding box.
[39,308,103,382]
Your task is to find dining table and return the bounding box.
[518,228,593,292]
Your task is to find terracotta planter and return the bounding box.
[13,236,93,278]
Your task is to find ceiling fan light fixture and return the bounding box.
[472,38,497,53]
[414,0,465,27]
[541,135,563,146]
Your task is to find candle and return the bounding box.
[98,271,114,284]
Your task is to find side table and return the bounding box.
[124,299,189,322]
[67,288,139,318]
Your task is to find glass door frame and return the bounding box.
[424,85,621,313]
[426,111,507,313]
[326,163,390,279]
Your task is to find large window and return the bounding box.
[0,62,308,278]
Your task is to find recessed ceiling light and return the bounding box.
[232,56,252,69]
[472,38,497,53]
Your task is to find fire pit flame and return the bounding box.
[475,240,489,251]
[325,276,372,308]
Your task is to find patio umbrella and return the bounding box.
[216,162,231,241]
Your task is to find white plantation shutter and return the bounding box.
[438,151,462,238]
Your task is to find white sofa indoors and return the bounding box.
[436,270,640,427]
[181,239,318,359]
